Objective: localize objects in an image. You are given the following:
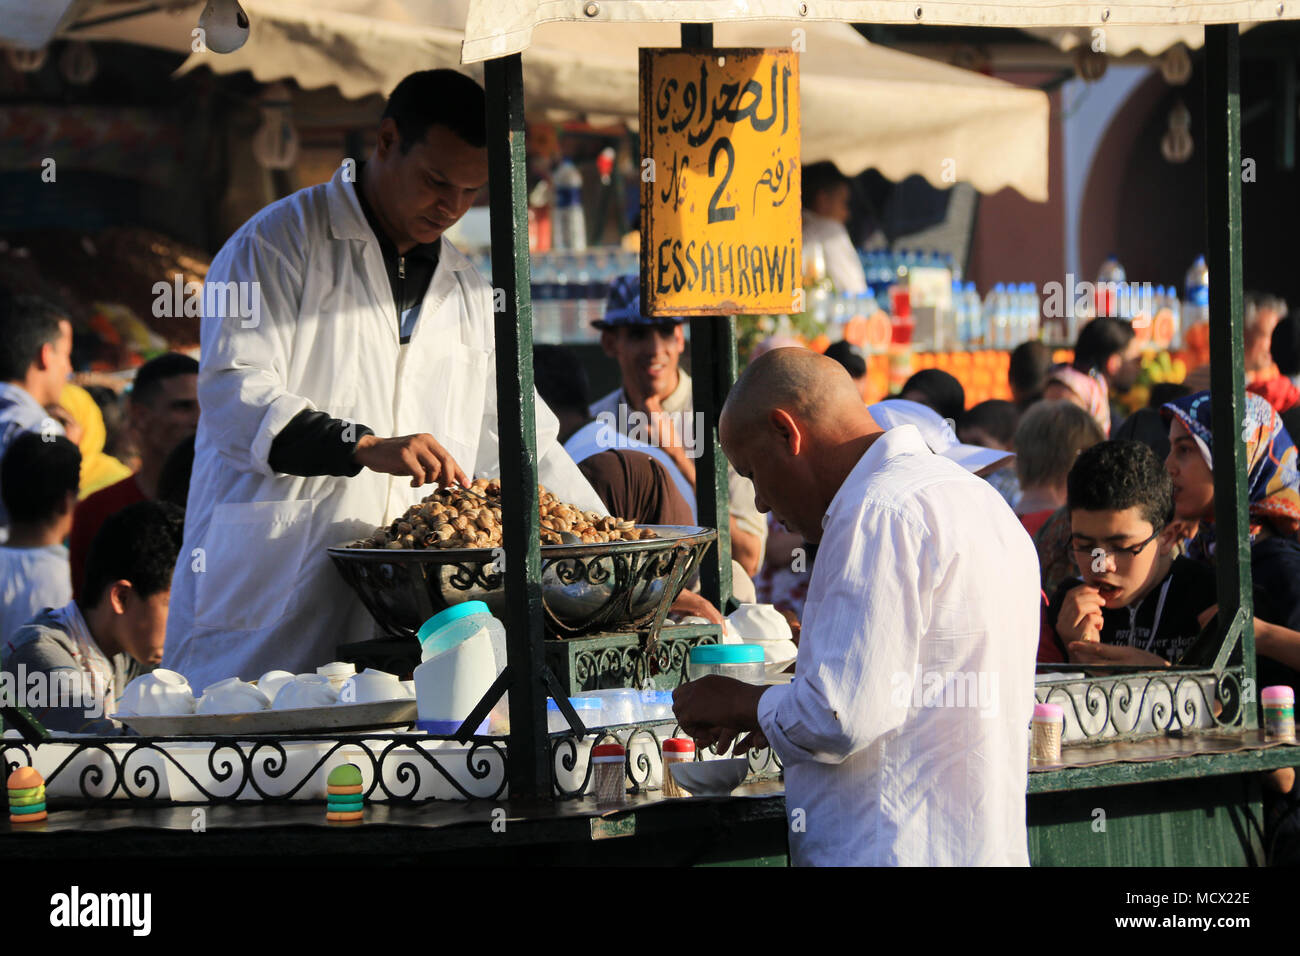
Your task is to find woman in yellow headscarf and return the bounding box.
[54,383,132,498]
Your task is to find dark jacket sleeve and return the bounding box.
[267,409,375,478]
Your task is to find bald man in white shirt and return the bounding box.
[673,348,1040,866]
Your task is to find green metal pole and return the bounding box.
[1203,24,1256,725]
[484,54,551,794]
[680,22,735,612]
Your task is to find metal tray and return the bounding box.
[118,698,418,736]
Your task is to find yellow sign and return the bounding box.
[640,48,800,316]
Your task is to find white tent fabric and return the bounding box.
[462,0,1300,62]
[1023,23,1258,55]
[0,0,93,50]
[73,1,1048,199]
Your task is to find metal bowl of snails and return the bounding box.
[327,480,717,639]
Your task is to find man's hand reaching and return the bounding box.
[352,433,469,488]
[672,674,767,754]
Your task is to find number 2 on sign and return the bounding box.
[707,137,737,224]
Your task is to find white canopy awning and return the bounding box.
[462,0,1298,62]
[67,1,1049,200]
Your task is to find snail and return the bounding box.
[347,481,658,550]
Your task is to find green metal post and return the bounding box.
[680,21,735,612]
[689,315,737,611]
[484,54,551,795]
[1203,24,1256,723]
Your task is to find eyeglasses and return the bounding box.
[1068,528,1161,570]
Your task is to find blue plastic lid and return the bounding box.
[417,717,489,736]
[640,690,674,704]
[546,697,602,711]
[418,601,491,647]
[689,644,764,664]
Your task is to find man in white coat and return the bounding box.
[164,71,603,688]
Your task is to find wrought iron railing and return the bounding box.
[548,719,781,799]
[1034,664,1248,745]
[2,719,781,808]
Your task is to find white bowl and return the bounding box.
[273,674,340,710]
[316,661,356,689]
[727,604,791,643]
[255,670,296,701]
[340,668,406,704]
[727,604,797,666]
[119,669,195,716]
[196,677,271,715]
[667,757,749,796]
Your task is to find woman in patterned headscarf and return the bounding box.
[1161,390,1300,555]
[1161,389,1300,681]
[1162,389,1300,862]
[1043,364,1112,436]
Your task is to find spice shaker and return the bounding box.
[1262,686,1296,743]
[1030,702,1063,765]
[592,743,627,806]
[661,738,695,798]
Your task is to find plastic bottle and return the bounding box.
[992,283,1011,349]
[1026,282,1040,341]
[962,282,980,349]
[414,601,507,734]
[1096,255,1126,319]
[1167,286,1183,348]
[1184,254,1210,328]
[1014,282,1028,345]
[951,280,972,351]
[531,255,555,341]
[572,252,593,335]
[552,159,587,252]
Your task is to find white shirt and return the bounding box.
[757,424,1040,866]
[802,209,868,294]
[0,383,64,536]
[163,165,603,689]
[0,544,72,643]
[564,419,697,521]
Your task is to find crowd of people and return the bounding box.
[1,66,1298,866]
[0,291,194,733]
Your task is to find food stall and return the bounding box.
[3,0,1299,870]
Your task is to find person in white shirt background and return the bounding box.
[673,348,1041,866]
[801,161,868,296]
[0,291,72,539]
[0,433,79,643]
[587,274,767,578]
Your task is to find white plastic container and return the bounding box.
[546,697,602,732]
[639,690,675,721]
[414,601,502,735]
[586,688,641,725]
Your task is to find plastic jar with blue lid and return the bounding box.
[687,644,766,683]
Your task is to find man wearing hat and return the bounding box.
[589,275,766,577]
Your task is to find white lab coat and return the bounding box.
[164,165,603,688]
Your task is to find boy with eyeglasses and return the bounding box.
[1048,440,1217,667]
